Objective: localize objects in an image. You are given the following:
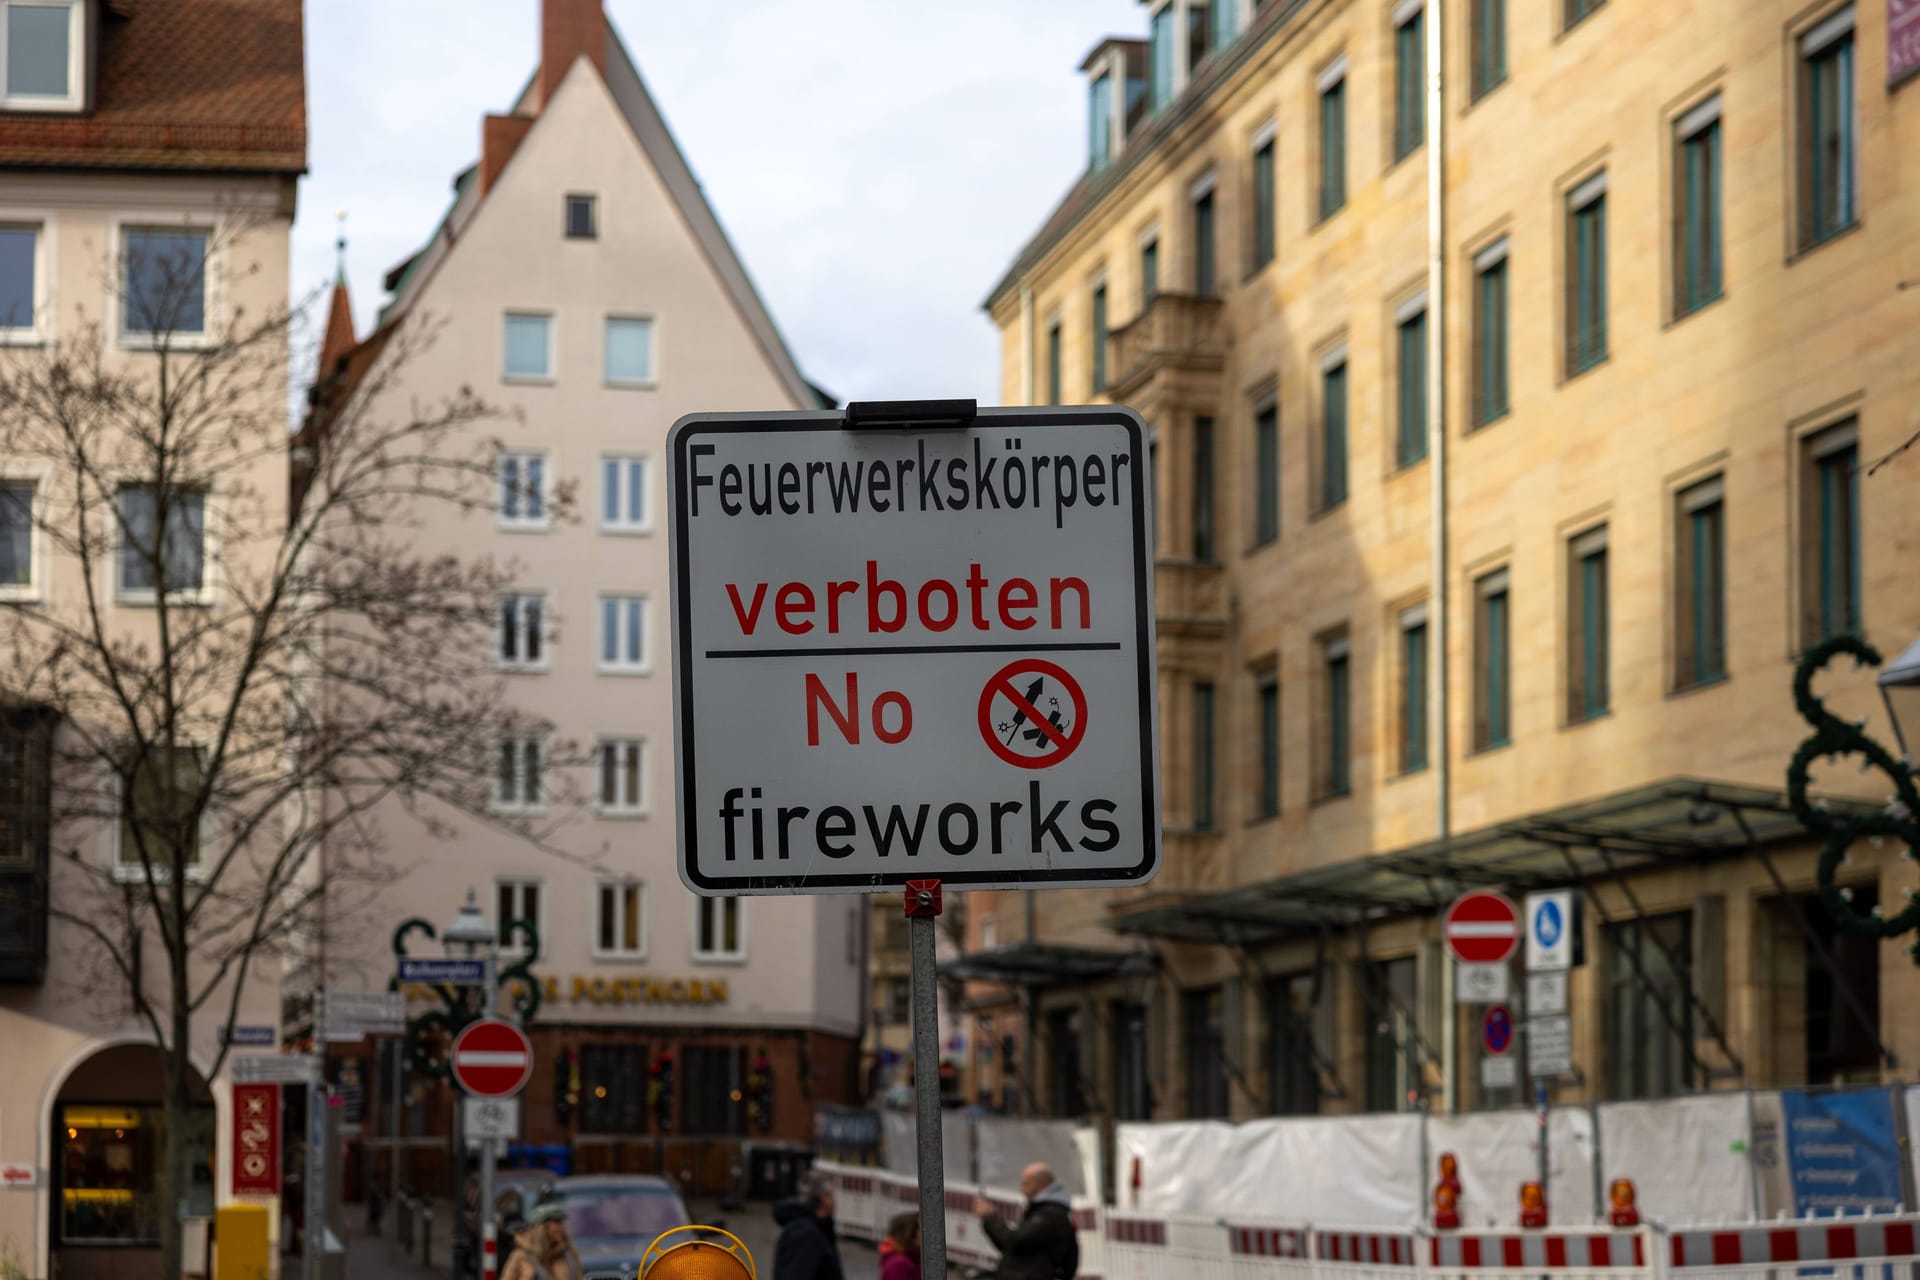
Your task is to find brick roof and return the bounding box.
[0,0,306,174]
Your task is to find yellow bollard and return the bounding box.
[212,1203,272,1280]
[640,1225,757,1279]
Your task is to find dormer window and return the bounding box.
[1,0,83,111]
[1147,4,1175,112]
[1089,72,1114,173]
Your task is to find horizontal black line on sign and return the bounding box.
[703,642,1125,659]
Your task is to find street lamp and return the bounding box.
[443,887,495,958]
[1877,633,1920,770]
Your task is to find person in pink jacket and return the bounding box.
[879,1211,922,1280]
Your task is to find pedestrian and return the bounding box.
[772,1170,844,1280]
[973,1162,1079,1279]
[879,1210,922,1280]
[501,1202,582,1280]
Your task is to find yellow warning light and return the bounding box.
[641,1225,756,1279]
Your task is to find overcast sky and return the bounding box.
[293,0,1142,406]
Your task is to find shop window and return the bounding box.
[1364,955,1419,1111]
[1184,986,1229,1118]
[1605,913,1693,1099]
[1046,1007,1086,1118]
[579,1042,649,1133]
[1111,1000,1152,1121]
[680,1045,747,1135]
[1267,971,1324,1116]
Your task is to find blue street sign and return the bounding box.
[396,958,487,984]
[220,1024,276,1047]
[1481,1005,1515,1056]
[1533,900,1563,948]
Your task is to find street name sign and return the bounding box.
[451,1019,533,1098]
[396,958,488,985]
[220,1024,277,1048]
[233,1054,318,1085]
[462,1096,522,1143]
[1528,1015,1574,1078]
[668,407,1161,894]
[1444,891,1521,965]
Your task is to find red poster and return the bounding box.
[231,1083,280,1197]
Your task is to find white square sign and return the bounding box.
[462,1096,520,1144]
[1525,890,1574,971]
[669,408,1161,895]
[1456,962,1510,1003]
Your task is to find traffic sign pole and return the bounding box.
[905,880,947,1280]
[480,954,497,1280]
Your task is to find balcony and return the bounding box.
[1154,557,1229,639]
[1107,292,1227,404]
[0,705,56,985]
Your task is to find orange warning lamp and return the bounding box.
[1519,1181,1548,1229]
[1433,1152,1462,1230]
[641,1226,756,1280]
[1608,1178,1639,1227]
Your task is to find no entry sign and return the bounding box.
[669,407,1161,894]
[451,1019,533,1098]
[1444,891,1520,965]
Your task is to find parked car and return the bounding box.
[531,1175,703,1280]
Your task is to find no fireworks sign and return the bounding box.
[669,406,1162,894]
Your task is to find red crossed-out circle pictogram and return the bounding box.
[451,1018,533,1098]
[977,658,1089,770]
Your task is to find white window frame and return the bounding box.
[692,895,747,964]
[493,876,544,957]
[592,878,648,961]
[603,314,656,388]
[597,592,651,675]
[112,216,219,352]
[502,310,554,383]
[595,736,647,817]
[599,453,651,535]
[496,449,552,532]
[0,463,48,602]
[112,480,217,607]
[496,591,549,672]
[492,736,547,813]
[110,744,212,884]
[0,213,52,345]
[0,0,84,112]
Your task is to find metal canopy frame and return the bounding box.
[939,940,1159,988]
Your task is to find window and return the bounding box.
[1605,913,1693,1100]
[1191,682,1215,829]
[1393,1,1425,161]
[118,745,204,872]
[121,228,208,340]
[1253,399,1278,544]
[578,1043,649,1133]
[1046,322,1062,405]
[503,312,551,380]
[1140,233,1159,306]
[1090,282,1109,393]
[1564,0,1603,29]
[1268,972,1323,1116]
[1251,127,1276,271]
[1088,71,1114,173]
[494,738,544,811]
[1046,1008,1086,1118]
[116,484,207,601]
[0,224,38,336]
[495,878,541,951]
[1473,569,1511,750]
[681,1045,747,1135]
[1674,476,1726,689]
[1471,0,1506,98]
[0,477,36,596]
[1192,182,1217,296]
[1568,527,1609,721]
[1318,633,1351,799]
[1191,416,1215,560]
[1396,300,1428,467]
[497,593,547,670]
[599,594,649,674]
[57,1103,198,1245]
[1184,987,1229,1118]
[1800,9,1857,248]
[1675,96,1723,316]
[1319,352,1348,510]
[1111,1000,1152,1121]
[598,738,645,815]
[1473,239,1510,425]
[600,317,656,388]
[1566,174,1608,375]
[1400,605,1429,773]
[1210,0,1239,53]
[497,451,548,529]
[1148,3,1175,113]
[884,976,911,1023]
[601,455,649,532]
[595,880,646,958]
[565,193,597,239]
[1317,59,1347,220]
[1186,0,1212,72]
[1364,956,1419,1111]
[1801,423,1860,645]
[3,0,81,109]
[1257,670,1279,818]
[695,896,745,961]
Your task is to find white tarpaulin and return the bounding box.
[1213,1114,1427,1226]
[977,1117,1090,1195]
[881,1109,974,1182]
[1549,1105,1598,1225]
[1907,1087,1920,1208]
[1426,1108,1597,1226]
[1600,1093,1754,1223]
[1115,1121,1236,1213]
[1073,1126,1103,1202]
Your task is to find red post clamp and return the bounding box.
[904,879,943,918]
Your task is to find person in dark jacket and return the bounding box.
[974,1163,1079,1279]
[772,1171,844,1280]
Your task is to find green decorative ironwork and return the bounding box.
[1786,635,1920,957]
[389,914,542,1079]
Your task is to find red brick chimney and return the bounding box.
[479,113,534,196]
[538,0,606,111]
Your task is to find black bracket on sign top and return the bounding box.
[842,398,977,430]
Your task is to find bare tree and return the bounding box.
[0,223,580,1274]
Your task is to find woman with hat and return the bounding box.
[502,1201,584,1280]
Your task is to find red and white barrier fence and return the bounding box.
[1668,1215,1920,1276]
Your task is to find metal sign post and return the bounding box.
[479,955,497,1280]
[906,880,948,1280]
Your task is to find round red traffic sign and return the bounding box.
[1444,891,1520,965]
[977,658,1089,770]
[1481,1005,1514,1056]
[451,1019,533,1098]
